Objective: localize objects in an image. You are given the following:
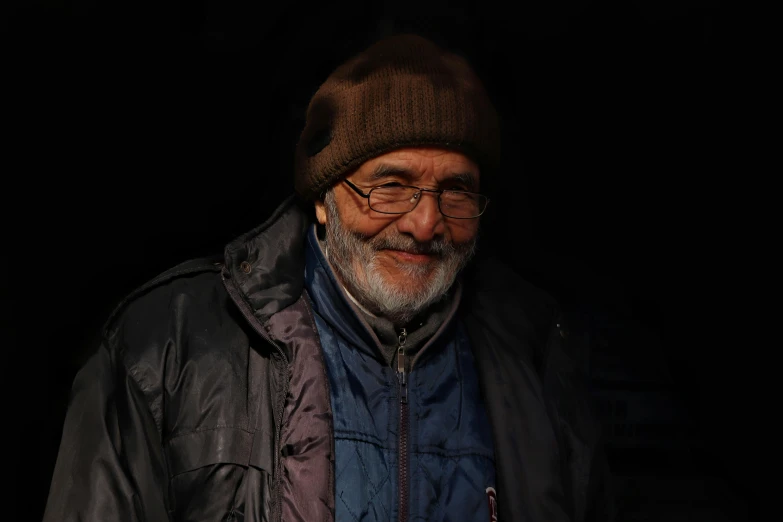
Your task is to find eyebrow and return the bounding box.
[449,172,479,191]
[369,164,479,191]
[369,164,412,181]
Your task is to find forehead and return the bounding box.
[354,147,480,184]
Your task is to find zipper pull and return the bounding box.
[397,328,408,403]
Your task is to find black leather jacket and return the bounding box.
[43,196,614,522]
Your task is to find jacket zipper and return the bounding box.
[397,327,409,522]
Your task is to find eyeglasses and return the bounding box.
[343,179,489,219]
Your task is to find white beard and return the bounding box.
[323,190,477,325]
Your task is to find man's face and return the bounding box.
[314,147,481,324]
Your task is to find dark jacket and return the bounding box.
[43,196,614,522]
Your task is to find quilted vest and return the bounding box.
[304,227,498,522]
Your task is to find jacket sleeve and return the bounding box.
[43,340,171,522]
[545,310,617,522]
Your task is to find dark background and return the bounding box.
[3,0,753,520]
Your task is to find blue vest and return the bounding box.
[304,228,497,521]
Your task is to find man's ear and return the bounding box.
[314,199,327,225]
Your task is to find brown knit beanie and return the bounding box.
[294,34,500,200]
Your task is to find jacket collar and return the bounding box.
[219,192,391,356]
[222,195,311,324]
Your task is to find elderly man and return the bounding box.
[44,34,614,522]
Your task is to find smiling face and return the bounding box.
[314,147,481,325]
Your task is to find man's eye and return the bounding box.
[379,182,403,188]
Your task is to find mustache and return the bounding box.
[363,233,456,257]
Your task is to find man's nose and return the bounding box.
[396,191,445,242]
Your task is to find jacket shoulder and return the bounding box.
[87,254,270,452]
[102,255,224,338]
[463,256,564,373]
[466,256,559,324]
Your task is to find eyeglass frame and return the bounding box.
[342,178,489,219]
